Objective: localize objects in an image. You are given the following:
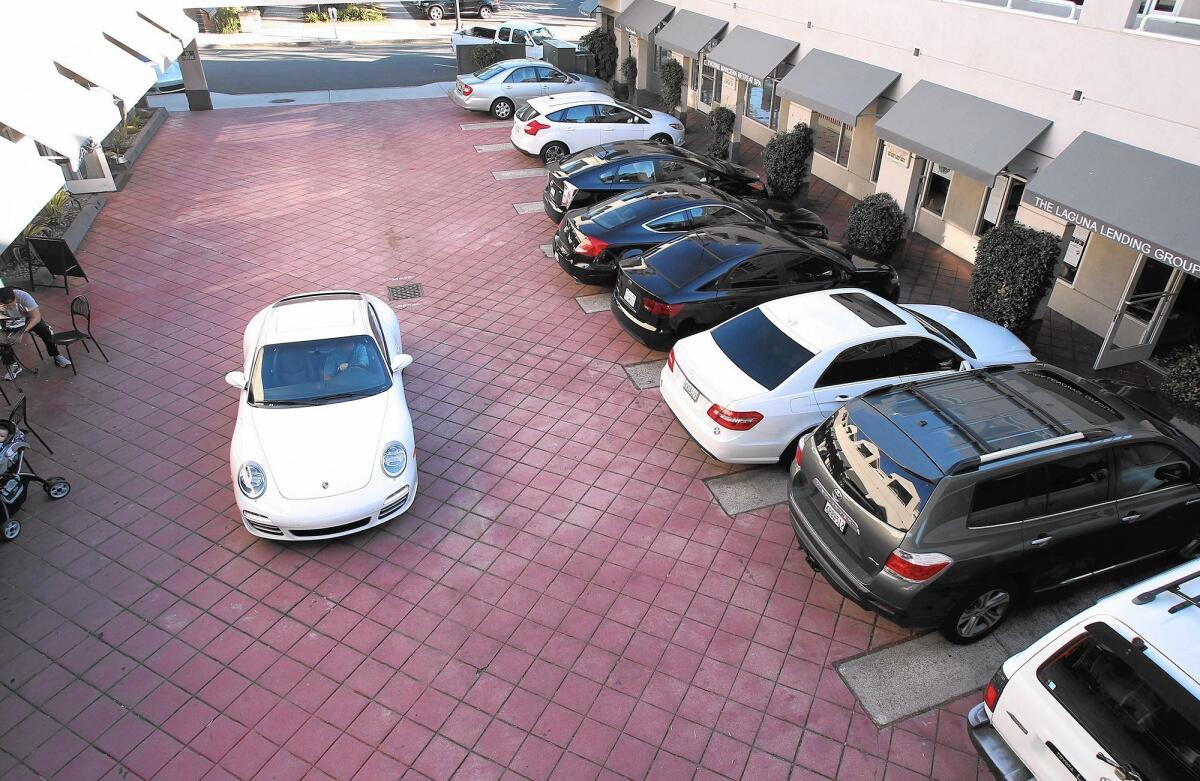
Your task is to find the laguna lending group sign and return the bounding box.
[709,60,762,87]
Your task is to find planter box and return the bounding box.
[63,196,106,253]
[120,107,168,169]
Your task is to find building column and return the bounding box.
[179,40,213,111]
[873,143,924,235]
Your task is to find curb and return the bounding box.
[198,36,448,48]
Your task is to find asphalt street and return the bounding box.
[201,42,461,93]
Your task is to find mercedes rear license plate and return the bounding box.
[622,288,637,308]
[824,501,849,533]
[682,377,699,402]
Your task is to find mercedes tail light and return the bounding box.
[707,405,763,431]
[576,235,609,258]
[642,298,683,318]
[883,550,952,582]
[667,348,675,372]
[524,119,549,135]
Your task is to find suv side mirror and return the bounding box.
[1155,462,1188,484]
[391,354,414,372]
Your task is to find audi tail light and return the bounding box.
[642,298,683,318]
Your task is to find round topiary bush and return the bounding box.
[706,106,735,160]
[968,222,1062,335]
[844,193,906,259]
[620,56,638,87]
[214,6,243,32]
[473,42,505,71]
[579,28,618,82]
[660,59,684,116]
[762,123,814,200]
[1160,343,1200,409]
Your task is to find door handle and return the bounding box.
[1122,512,1141,523]
[834,395,850,401]
[1030,535,1053,547]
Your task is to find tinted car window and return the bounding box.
[657,159,706,183]
[969,471,1031,527]
[1116,443,1193,498]
[609,161,655,184]
[780,254,835,285]
[645,209,696,232]
[890,337,958,376]
[817,340,892,388]
[722,258,779,289]
[597,105,637,124]
[589,194,683,230]
[512,29,530,44]
[711,308,814,390]
[1043,452,1110,515]
[693,205,747,229]
[473,63,507,80]
[904,308,977,359]
[537,66,568,83]
[549,105,597,124]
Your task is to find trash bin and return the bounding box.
[542,39,577,70]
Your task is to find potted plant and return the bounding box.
[968,222,1061,340]
[659,58,684,120]
[761,122,814,205]
[620,55,638,105]
[706,106,735,161]
[844,193,906,263]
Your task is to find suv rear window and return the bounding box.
[1038,630,1200,780]
[711,309,814,390]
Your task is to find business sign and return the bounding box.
[1027,194,1200,278]
[709,60,762,87]
[884,143,910,169]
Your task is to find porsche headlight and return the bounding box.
[237,462,267,499]
[381,441,407,478]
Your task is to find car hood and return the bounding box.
[250,392,390,500]
[906,304,1036,365]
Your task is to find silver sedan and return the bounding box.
[449,58,611,120]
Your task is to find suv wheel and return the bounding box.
[427,5,445,20]
[941,585,1013,644]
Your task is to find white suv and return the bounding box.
[509,92,685,164]
[969,560,1200,780]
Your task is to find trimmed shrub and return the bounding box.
[762,123,814,200]
[844,193,906,259]
[706,106,735,160]
[620,55,638,87]
[579,28,617,82]
[968,222,1061,335]
[659,59,684,115]
[213,6,243,33]
[338,4,385,21]
[1160,343,1200,409]
[472,42,505,71]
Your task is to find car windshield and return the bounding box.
[249,335,391,406]
[528,27,553,44]
[472,63,507,79]
[711,308,815,390]
[904,307,976,359]
[617,100,652,119]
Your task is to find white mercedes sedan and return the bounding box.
[224,291,418,541]
[661,289,1037,464]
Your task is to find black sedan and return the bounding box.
[611,225,900,350]
[554,183,828,285]
[542,141,764,222]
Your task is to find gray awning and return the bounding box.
[874,80,1052,184]
[653,9,727,58]
[579,0,599,14]
[1025,132,1200,276]
[614,0,674,37]
[776,50,899,126]
[704,26,798,87]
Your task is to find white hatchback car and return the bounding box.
[510,92,685,164]
[969,560,1200,781]
[661,289,1036,463]
[225,291,418,541]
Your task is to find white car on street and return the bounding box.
[224,291,418,540]
[661,289,1036,463]
[510,92,686,164]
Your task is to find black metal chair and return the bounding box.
[7,396,51,454]
[32,296,109,377]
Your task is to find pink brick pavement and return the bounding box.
[0,99,990,780]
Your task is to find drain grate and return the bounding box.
[388,283,423,301]
[269,98,296,104]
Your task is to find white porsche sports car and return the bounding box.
[224,291,418,541]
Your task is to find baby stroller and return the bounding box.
[0,421,69,543]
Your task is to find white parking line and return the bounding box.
[513,201,543,214]
[474,143,513,153]
[460,121,509,131]
[492,168,547,180]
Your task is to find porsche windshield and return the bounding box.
[249,335,391,406]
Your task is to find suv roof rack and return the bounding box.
[1132,567,1200,614]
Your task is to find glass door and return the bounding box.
[1094,256,1184,369]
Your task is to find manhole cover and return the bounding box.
[269,98,295,104]
[388,283,423,301]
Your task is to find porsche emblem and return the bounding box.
[321,481,329,489]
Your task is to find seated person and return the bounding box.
[322,340,373,383]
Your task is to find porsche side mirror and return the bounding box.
[225,370,247,389]
[391,354,414,372]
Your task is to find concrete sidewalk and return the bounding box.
[146,82,457,110]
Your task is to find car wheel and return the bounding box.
[491,98,514,120]
[427,5,444,20]
[479,5,493,18]
[941,584,1014,645]
[650,133,673,144]
[541,141,569,164]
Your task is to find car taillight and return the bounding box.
[794,442,804,467]
[883,550,952,582]
[748,181,765,191]
[460,83,473,96]
[642,298,683,317]
[707,405,763,431]
[576,235,608,258]
[983,667,1008,712]
[524,119,549,135]
[666,348,675,372]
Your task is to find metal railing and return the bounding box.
[1133,11,1200,41]
[951,0,1082,21]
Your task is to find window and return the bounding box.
[700,60,722,104]
[690,57,699,89]
[654,43,672,73]
[612,160,655,183]
[657,159,706,183]
[969,471,1032,527]
[596,104,637,124]
[722,258,780,290]
[870,139,885,183]
[711,308,815,390]
[976,175,1026,236]
[645,209,696,232]
[1060,227,1089,284]
[817,340,892,387]
[779,254,835,285]
[889,337,958,375]
[692,205,748,229]
[1037,631,1200,781]
[548,105,597,124]
[250,336,391,406]
[922,162,952,217]
[813,112,852,167]
[903,308,976,358]
[834,293,905,327]
[1044,452,1110,515]
[536,66,568,83]
[512,29,529,45]
[743,69,787,130]
[505,67,538,84]
[1116,443,1193,497]
[473,63,508,80]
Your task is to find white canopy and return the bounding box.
[0,138,67,254]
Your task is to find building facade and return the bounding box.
[597,0,1200,370]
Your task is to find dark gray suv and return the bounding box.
[789,363,1200,643]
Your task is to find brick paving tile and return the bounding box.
[3,96,1146,781]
